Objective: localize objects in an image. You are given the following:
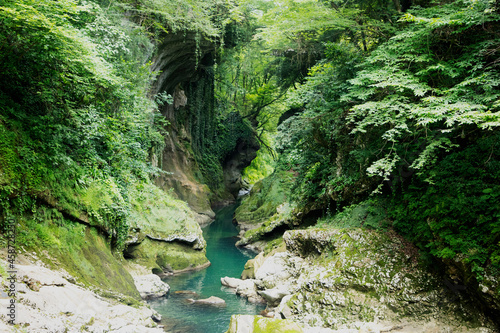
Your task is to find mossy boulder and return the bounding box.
[129,184,207,249]
[236,212,290,248]
[234,170,301,250]
[125,238,209,274]
[236,202,298,252]
[281,229,496,329]
[237,228,497,332]
[125,184,210,273]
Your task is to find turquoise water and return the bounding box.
[148,204,265,333]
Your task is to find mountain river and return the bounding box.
[148,204,265,333]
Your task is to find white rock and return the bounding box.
[17,264,68,286]
[188,296,226,306]
[221,276,244,288]
[227,314,255,333]
[276,294,294,319]
[0,260,164,333]
[133,274,170,299]
[255,252,292,281]
[221,276,265,303]
[258,288,290,306]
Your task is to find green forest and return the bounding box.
[1,0,499,330]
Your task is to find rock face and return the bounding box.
[133,274,170,299]
[240,251,267,280]
[151,32,218,225]
[223,137,260,198]
[151,32,213,96]
[124,196,210,275]
[151,33,260,211]
[231,228,497,332]
[0,261,163,332]
[153,115,216,227]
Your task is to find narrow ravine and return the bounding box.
[148,204,265,333]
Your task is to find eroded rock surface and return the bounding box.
[133,274,170,299]
[230,228,497,332]
[221,276,265,304]
[124,198,210,275]
[0,261,163,332]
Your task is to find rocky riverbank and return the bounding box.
[0,253,165,332]
[223,228,498,333]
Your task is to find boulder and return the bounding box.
[254,252,303,290]
[125,238,209,275]
[221,276,243,289]
[0,260,164,332]
[254,252,290,280]
[187,296,226,306]
[151,311,162,322]
[258,288,290,306]
[276,295,294,319]
[133,274,170,299]
[221,277,265,304]
[241,252,267,280]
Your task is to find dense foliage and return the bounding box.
[1,0,499,306]
[233,0,500,289]
[0,0,234,249]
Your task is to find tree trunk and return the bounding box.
[392,0,402,12]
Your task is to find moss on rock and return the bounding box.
[253,316,303,333]
[20,219,141,302]
[129,183,207,248]
[124,183,210,272]
[126,237,209,273]
[240,228,497,331]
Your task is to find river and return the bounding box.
[148,204,265,333]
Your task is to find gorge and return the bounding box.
[1,0,500,332]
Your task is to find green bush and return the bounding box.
[0,0,169,249]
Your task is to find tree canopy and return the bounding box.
[226,0,500,285]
